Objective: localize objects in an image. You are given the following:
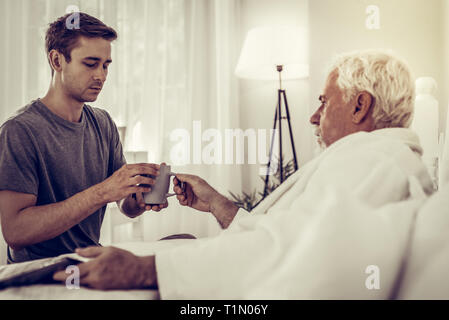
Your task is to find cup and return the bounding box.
[143,164,177,205]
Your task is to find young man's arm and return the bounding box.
[0,164,158,250]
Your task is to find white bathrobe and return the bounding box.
[155,128,434,299]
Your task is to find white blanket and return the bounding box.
[155,128,433,299]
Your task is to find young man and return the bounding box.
[54,51,434,299]
[0,13,166,263]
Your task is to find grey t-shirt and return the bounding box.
[0,99,126,263]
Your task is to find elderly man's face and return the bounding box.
[310,70,374,147]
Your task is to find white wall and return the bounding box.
[442,0,449,136]
[309,0,445,133]
[238,0,311,197]
[237,0,446,201]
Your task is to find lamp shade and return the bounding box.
[235,26,309,80]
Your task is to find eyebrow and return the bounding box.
[83,57,112,63]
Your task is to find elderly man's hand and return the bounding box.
[173,173,239,228]
[173,174,219,212]
[53,246,157,290]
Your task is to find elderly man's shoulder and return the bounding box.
[310,128,434,203]
[331,129,421,160]
[316,128,425,181]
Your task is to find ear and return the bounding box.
[48,50,64,73]
[351,91,374,124]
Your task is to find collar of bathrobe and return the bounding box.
[324,128,422,157]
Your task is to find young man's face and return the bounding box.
[60,36,112,103]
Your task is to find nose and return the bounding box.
[93,68,107,82]
[310,106,322,125]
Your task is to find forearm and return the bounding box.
[9,183,107,249]
[210,195,239,229]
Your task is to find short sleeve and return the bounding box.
[103,111,126,174]
[0,120,39,195]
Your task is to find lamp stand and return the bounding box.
[262,65,298,199]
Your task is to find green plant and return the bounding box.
[228,189,259,212]
[259,158,296,198]
[229,156,297,212]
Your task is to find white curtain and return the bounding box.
[0,0,242,241]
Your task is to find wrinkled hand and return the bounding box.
[53,246,157,290]
[100,163,160,203]
[173,174,239,228]
[173,174,222,213]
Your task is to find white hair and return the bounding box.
[329,50,415,129]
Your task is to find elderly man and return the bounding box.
[54,50,433,298]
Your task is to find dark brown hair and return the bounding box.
[45,12,117,74]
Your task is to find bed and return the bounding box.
[1,184,449,300]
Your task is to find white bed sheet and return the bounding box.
[0,284,159,300]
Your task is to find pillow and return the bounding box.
[396,184,449,299]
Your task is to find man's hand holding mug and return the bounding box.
[173,174,239,229]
